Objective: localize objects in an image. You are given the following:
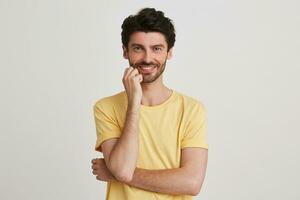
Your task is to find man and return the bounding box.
[91,8,208,200]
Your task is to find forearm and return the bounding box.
[107,105,140,181]
[126,167,198,196]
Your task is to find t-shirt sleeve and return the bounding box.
[181,102,209,149]
[93,100,122,152]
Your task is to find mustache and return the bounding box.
[129,60,158,68]
[136,61,157,66]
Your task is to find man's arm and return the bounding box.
[127,147,208,196]
[102,67,143,183]
[98,140,208,196]
[102,109,139,182]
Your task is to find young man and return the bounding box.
[91,8,208,200]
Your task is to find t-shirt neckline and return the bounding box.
[140,89,176,110]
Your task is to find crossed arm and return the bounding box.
[92,138,208,196]
[92,103,208,196]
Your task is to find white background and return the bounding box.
[0,0,299,199]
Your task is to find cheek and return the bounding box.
[128,57,141,67]
[156,55,168,64]
[128,54,141,62]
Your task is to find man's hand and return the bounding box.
[97,66,143,183]
[122,66,143,109]
[91,158,116,182]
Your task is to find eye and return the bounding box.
[154,47,162,52]
[133,46,142,52]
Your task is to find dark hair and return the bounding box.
[121,8,176,51]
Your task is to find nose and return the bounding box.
[142,50,153,63]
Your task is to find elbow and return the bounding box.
[112,168,134,183]
[189,179,202,196]
[115,171,133,183]
[107,159,134,183]
[190,187,201,196]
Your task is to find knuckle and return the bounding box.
[92,165,98,170]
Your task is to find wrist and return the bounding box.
[127,103,141,114]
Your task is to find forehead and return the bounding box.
[128,32,167,46]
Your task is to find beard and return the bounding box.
[128,57,168,84]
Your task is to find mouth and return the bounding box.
[137,65,157,73]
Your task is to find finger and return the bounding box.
[96,175,101,180]
[123,67,134,85]
[137,74,143,82]
[122,67,130,79]
[92,165,99,170]
[128,68,140,79]
[92,170,97,175]
[124,67,134,80]
[131,74,143,83]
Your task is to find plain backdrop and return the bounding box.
[0,0,299,199]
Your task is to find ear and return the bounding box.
[167,48,173,60]
[122,45,128,59]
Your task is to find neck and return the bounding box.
[140,76,172,106]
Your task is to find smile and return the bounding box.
[138,65,157,73]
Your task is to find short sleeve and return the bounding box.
[93,101,122,152]
[181,102,208,149]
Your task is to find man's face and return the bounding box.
[123,32,173,83]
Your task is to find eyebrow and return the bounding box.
[130,43,166,48]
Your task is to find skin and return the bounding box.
[91,32,208,196]
[100,64,142,182]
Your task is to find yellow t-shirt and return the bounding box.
[93,89,208,200]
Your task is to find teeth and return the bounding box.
[138,65,156,73]
[140,66,155,69]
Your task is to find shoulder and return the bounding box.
[174,90,206,111]
[93,90,127,111]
